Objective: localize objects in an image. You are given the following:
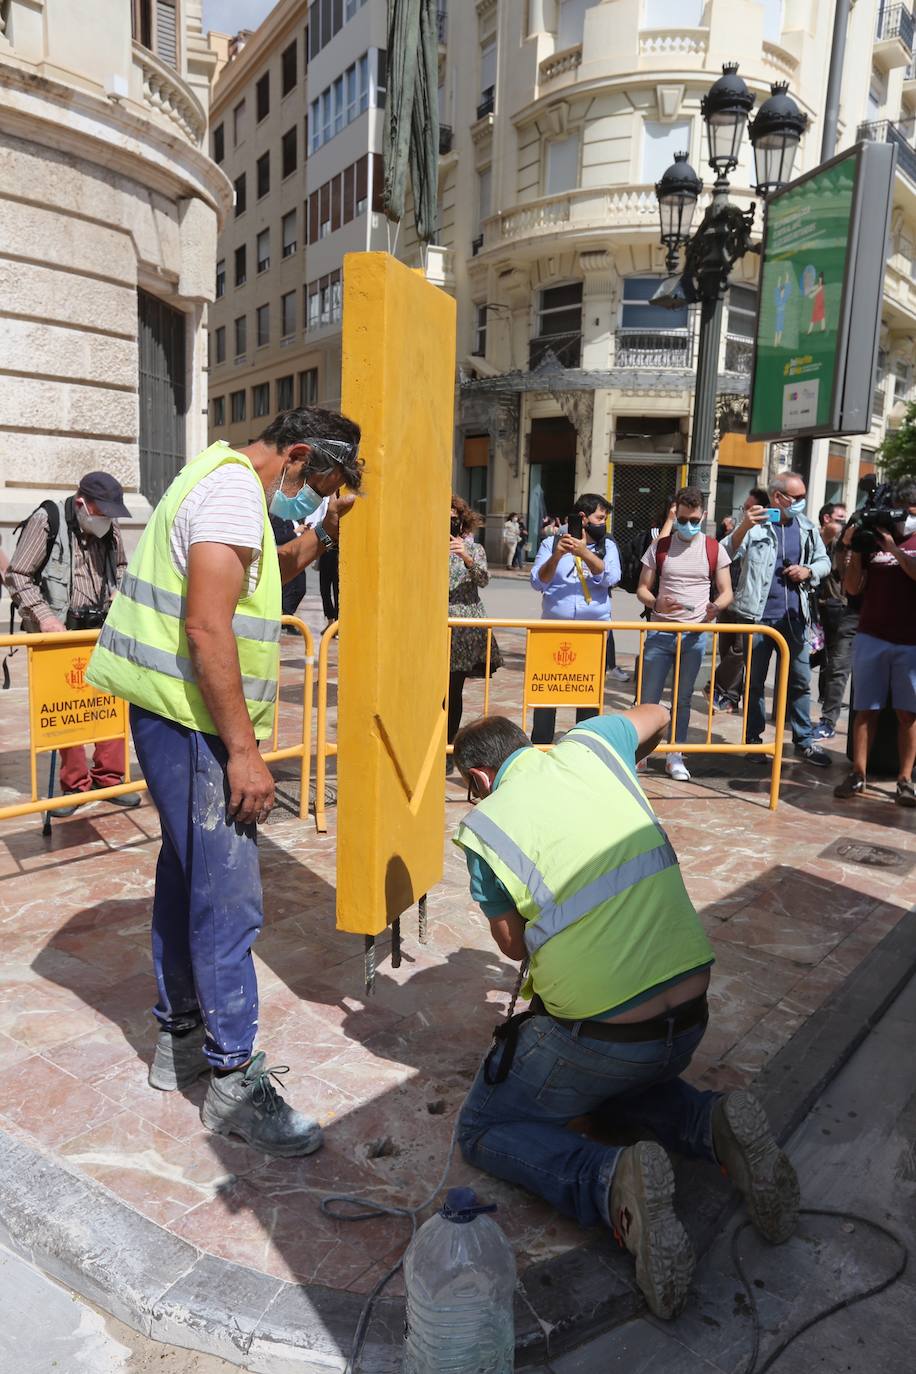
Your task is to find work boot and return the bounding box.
[609,1141,694,1320]
[712,1090,799,1244]
[200,1051,323,1157]
[148,1023,208,1091]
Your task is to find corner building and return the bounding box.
[395,0,916,558]
[0,0,228,543]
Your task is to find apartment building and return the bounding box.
[395,0,916,558]
[207,0,389,446]
[0,0,227,546]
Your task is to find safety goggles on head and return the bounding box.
[304,437,359,468]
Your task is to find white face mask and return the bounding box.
[76,502,112,539]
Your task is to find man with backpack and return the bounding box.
[636,486,733,782]
[4,471,139,814]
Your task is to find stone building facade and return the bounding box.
[0,0,230,549]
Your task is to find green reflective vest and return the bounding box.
[86,442,281,740]
[454,727,714,1020]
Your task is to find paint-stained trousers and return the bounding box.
[130,705,263,1070]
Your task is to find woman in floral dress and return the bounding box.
[448,495,502,760]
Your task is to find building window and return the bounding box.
[256,303,270,348]
[308,282,320,330]
[356,154,368,214]
[281,290,296,338]
[641,120,692,182]
[234,315,247,358]
[372,48,387,109]
[343,164,355,223]
[330,271,342,323]
[212,122,224,164]
[618,275,690,367]
[308,50,378,152]
[132,0,180,69]
[545,133,579,196]
[256,229,270,273]
[282,126,297,179]
[282,209,297,257]
[257,152,270,199]
[256,71,270,123]
[214,326,226,364]
[234,172,246,217]
[333,75,345,135]
[212,395,225,426]
[479,40,496,108]
[282,39,298,96]
[477,166,492,232]
[234,243,247,286]
[531,281,583,368]
[894,357,911,402]
[230,389,246,422]
[358,53,369,113]
[320,182,331,237]
[253,382,270,418]
[725,284,756,374]
[233,99,245,146]
[299,368,318,404]
[215,258,225,298]
[277,375,294,409]
[473,304,487,357]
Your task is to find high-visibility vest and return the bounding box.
[454,727,714,1020]
[86,442,281,740]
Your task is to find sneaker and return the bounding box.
[53,790,97,818]
[714,694,738,714]
[92,782,142,809]
[712,1090,799,1245]
[609,1141,694,1320]
[665,752,691,782]
[608,666,630,682]
[834,770,866,800]
[811,721,836,741]
[794,744,831,769]
[148,1024,208,1092]
[200,1051,323,1157]
[745,739,769,765]
[896,778,916,808]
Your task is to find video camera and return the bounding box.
[849,482,906,557]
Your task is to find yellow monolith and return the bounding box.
[336,252,456,935]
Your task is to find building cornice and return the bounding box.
[210,0,306,115]
[0,59,233,220]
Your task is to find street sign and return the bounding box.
[524,628,607,708]
[29,643,125,751]
[748,141,895,442]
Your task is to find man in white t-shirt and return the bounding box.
[87,407,363,1157]
[636,487,733,782]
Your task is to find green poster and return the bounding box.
[749,152,859,440]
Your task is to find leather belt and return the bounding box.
[531,992,709,1044]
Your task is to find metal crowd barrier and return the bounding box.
[0,616,315,826]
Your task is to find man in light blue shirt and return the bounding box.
[530,491,625,744]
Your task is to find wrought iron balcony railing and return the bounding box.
[616,329,693,369]
[724,333,754,375]
[876,3,914,50]
[476,87,495,120]
[856,118,916,185]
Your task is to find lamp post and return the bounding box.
[652,65,807,504]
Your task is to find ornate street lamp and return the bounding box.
[749,82,808,197]
[655,152,703,273]
[701,62,755,179]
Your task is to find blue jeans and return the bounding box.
[130,705,264,1070]
[458,1014,718,1229]
[746,615,813,748]
[640,631,708,745]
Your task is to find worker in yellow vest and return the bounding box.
[452,708,799,1320]
[86,408,362,1157]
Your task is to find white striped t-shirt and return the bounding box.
[170,464,265,595]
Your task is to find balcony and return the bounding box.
[439,124,453,155]
[874,3,914,70]
[538,44,582,86]
[471,234,484,256]
[872,383,887,423]
[480,186,664,258]
[724,333,754,376]
[616,329,693,369]
[638,27,708,60]
[529,332,582,370]
[857,119,916,186]
[476,87,495,120]
[133,41,206,146]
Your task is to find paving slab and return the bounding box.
[0,589,914,1369]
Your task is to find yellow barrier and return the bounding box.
[444,618,791,811]
[0,617,315,824]
[314,618,339,833]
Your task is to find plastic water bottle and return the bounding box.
[402,1187,516,1373]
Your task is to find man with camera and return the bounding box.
[834,480,916,806]
[722,471,831,768]
[5,471,139,813]
[529,492,626,745]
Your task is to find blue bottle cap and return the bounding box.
[440,1188,498,1223]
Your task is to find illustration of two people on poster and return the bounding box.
[773,264,826,346]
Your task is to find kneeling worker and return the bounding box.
[86,409,361,1156]
[452,709,799,1319]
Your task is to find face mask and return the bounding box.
[75,503,112,539]
[788,498,806,517]
[675,518,703,539]
[904,514,916,536]
[269,469,323,522]
[586,521,607,541]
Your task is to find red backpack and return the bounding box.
[654,534,719,585]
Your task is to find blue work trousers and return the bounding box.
[130,705,263,1070]
[458,1014,718,1229]
[640,630,708,744]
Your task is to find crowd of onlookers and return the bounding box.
[446,474,916,805]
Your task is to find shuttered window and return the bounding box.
[155,0,178,68]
